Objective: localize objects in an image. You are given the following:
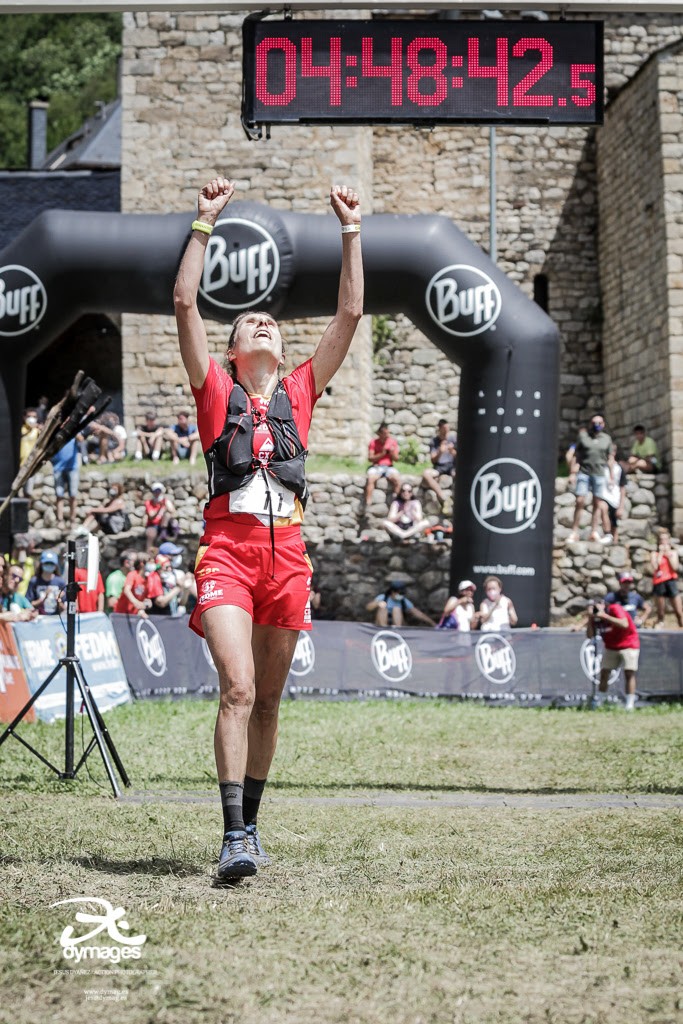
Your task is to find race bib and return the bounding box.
[230,471,296,519]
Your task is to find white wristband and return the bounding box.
[341,224,361,234]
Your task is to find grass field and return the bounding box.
[1,700,682,1024]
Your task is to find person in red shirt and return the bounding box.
[650,529,683,628]
[587,596,640,710]
[363,422,401,505]
[174,175,363,882]
[144,483,178,554]
[75,567,105,614]
[114,556,162,618]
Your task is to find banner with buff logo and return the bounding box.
[110,614,219,699]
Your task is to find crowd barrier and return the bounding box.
[2,617,681,724]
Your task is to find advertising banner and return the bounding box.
[0,621,33,723]
[11,613,131,723]
[110,614,219,700]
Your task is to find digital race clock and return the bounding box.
[242,19,603,129]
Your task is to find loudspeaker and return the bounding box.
[0,497,30,537]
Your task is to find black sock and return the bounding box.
[219,780,245,835]
[242,775,267,827]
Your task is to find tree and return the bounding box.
[0,13,121,169]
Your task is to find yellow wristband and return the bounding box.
[341,224,361,234]
[191,220,213,235]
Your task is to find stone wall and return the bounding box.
[23,465,672,626]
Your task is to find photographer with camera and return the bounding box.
[586,594,640,710]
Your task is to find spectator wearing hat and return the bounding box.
[135,410,166,461]
[436,580,479,631]
[650,529,683,628]
[626,425,660,474]
[144,483,178,553]
[366,580,435,627]
[587,594,640,710]
[26,551,66,615]
[165,410,201,466]
[604,573,650,627]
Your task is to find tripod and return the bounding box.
[0,541,130,797]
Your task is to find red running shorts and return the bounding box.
[189,522,313,637]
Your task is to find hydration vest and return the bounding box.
[204,379,309,509]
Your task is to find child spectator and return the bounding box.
[479,576,518,632]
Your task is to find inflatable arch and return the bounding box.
[0,205,559,625]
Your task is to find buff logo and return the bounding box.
[199,218,280,311]
[471,458,541,535]
[135,619,166,677]
[0,265,47,336]
[425,264,501,337]
[579,639,620,688]
[371,631,412,683]
[475,634,516,685]
[289,633,315,677]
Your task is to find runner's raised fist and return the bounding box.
[197,177,235,224]
[330,185,361,226]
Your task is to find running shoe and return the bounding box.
[245,823,271,866]
[213,830,257,883]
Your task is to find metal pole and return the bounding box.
[489,126,497,265]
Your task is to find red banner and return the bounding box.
[0,622,34,723]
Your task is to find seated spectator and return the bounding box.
[82,412,127,464]
[650,529,683,628]
[0,561,36,622]
[382,483,430,543]
[105,550,136,612]
[135,410,166,461]
[165,410,200,465]
[82,483,130,535]
[422,419,456,508]
[19,408,41,499]
[75,566,105,614]
[144,483,179,552]
[366,580,435,627]
[479,576,518,632]
[626,425,660,473]
[436,580,479,631]
[604,572,650,627]
[114,555,163,618]
[26,550,66,615]
[364,423,401,505]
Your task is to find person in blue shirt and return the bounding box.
[50,437,80,527]
[26,550,66,615]
[604,572,651,628]
[366,580,435,627]
[166,409,201,465]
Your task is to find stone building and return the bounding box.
[98,8,683,533]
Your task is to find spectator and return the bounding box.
[158,541,185,574]
[150,554,183,616]
[82,412,127,464]
[566,413,613,544]
[603,445,627,543]
[144,483,179,552]
[366,580,435,627]
[35,395,50,426]
[604,572,650,627]
[479,575,518,632]
[382,483,430,543]
[19,408,41,498]
[166,409,201,465]
[4,533,36,596]
[105,550,136,612]
[587,595,640,710]
[626,425,660,474]
[26,550,66,615]
[50,437,80,528]
[650,529,683,628]
[135,410,166,461]
[114,555,162,617]
[0,562,36,622]
[436,580,479,631]
[82,483,130,535]
[422,419,457,508]
[75,566,105,614]
[364,422,401,505]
